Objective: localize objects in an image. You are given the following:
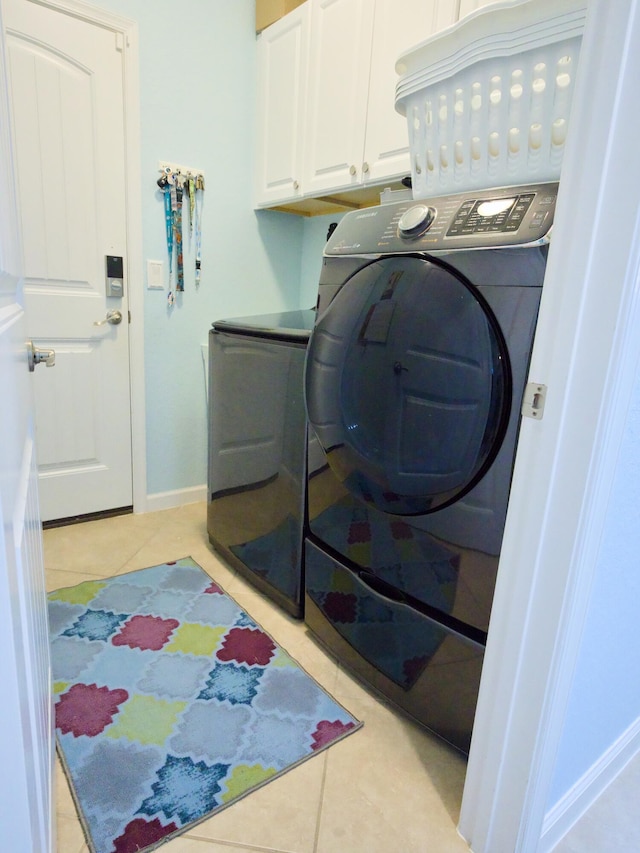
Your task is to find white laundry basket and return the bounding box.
[395,0,587,198]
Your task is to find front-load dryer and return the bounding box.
[304,183,558,753]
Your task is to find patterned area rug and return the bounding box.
[48,557,362,853]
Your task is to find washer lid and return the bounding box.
[212,308,316,341]
[305,255,512,515]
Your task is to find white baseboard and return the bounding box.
[540,716,640,852]
[142,485,208,513]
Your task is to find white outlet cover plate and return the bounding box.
[147,259,164,289]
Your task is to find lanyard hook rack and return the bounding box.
[156,161,205,303]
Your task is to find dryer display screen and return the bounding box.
[447,193,535,236]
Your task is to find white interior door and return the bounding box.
[0,2,53,847]
[4,0,133,522]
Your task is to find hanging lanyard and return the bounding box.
[189,175,195,239]
[175,179,184,292]
[163,184,173,274]
[195,174,204,286]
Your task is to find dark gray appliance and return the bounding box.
[208,309,315,617]
[304,183,558,752]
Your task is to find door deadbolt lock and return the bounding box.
[27,340,56,372]
[94,310,123,326]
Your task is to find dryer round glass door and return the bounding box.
[305,255,512,515]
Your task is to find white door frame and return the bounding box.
[27,0,147,515]
[460,0,640,850]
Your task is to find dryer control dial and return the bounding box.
[398,204,436,238]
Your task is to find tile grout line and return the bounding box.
[113,519,181,575]
[44,512,167,581]
[183,827,286,852]
[312,749,330,853]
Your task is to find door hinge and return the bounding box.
[128,310,131,324]
[521,382,547,420]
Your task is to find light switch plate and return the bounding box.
[147,260,164,289]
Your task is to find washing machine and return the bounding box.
[207,309,315,617]
[304,182,558,752]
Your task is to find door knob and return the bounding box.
[94,310,122,326]
[27,340,56,372]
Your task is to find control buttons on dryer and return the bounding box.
[447,193,536,236]
[398,204,435,238]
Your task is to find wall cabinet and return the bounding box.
[363,0,458,188]
[254,0,458,210]
[302,0,375,197]
[254,3,309,205]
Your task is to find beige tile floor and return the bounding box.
[45,501,638,852]
[44,502,470,853]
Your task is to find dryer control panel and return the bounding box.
[325,182,558,255]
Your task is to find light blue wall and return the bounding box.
[547,362,640,805]
[300,212,345,307]
[95,0,305,496]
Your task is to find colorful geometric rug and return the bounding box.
[48,557,362,853]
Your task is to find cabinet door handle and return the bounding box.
[362,162,369,173]
[349,164,357,176]
[293,180,299,190]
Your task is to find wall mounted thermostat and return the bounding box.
[105,255,124,297]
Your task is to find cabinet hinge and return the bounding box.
[521,382,547,420]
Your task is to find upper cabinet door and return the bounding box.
[303,0,375,196]
[364,0,458,185]
[254,4,310,206]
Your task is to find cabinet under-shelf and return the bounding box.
[264,179,408,216]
